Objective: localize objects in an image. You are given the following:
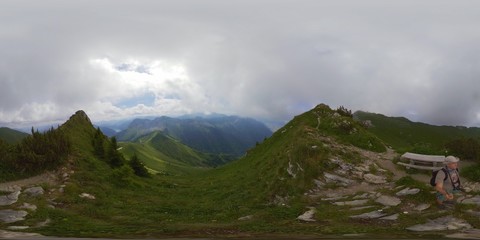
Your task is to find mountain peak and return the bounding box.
[71,110,91,123]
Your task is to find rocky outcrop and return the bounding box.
[0,191,20,206]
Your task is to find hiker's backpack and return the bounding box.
[430,168,448,186]
[430,167,461,188]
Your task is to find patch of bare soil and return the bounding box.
[0,172,58,192]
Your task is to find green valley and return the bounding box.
[2,105,480,239]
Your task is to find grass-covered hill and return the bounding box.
[119,130,234,174]
[12,105,480,238]
[354,111,480,153]
[2,104,399,238]
[116,115,272,157]
[0,127,29,144]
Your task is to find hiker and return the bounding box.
[434,155,462,208]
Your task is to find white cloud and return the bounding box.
[1,0,480,128]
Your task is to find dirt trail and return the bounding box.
[0,172,58,192]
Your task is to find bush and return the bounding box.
[111,165,135,187]
[461,164,480,182]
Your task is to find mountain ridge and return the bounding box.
[116,115,272,157]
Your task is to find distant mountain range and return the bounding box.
[115,115,273,157]
[0,127,29,144]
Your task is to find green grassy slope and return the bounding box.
[354,111,480,153]
[119,131,233,173]
[0,127,29,144]
[19,106,392,238]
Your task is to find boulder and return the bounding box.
[297,208,316,222]
[0,210,28,223]
[23,186,44,197]
[375,195,401,206]
[0,191,20,206]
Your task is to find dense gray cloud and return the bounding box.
[1,0,480,129]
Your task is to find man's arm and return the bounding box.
[435,182,453,200]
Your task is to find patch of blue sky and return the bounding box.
[115,93,156,108]
[115,63,151,75]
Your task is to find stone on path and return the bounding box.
[350,205,375,211]
[380,213,399,221]
[406,216,472,232]
[18,203,37,211]
[461,195,480,205]
[446,228,480,239]
[396,187,420,196]
[413,203,431,212]
[350,210,387,219]
[0,191,20,206]
[333,199,369,206]
[297,207,316,222]
[375,195,401,206]
[363,174,387,184]
[324,173,353,187]
[0,230,41,238]
[23,186,44,197]
[0,210,28,223]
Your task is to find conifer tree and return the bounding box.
[129,153,149,177]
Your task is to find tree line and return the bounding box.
[0,127,71,176]
[92,128,149,178]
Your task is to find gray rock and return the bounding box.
[324,173,353,187]
[461,195,480,205]
[407,216,472,232]
[363,173,387,184]
[0,191,20,206]
[396,187,420,196]
[353,193,370,199]
[350,205,376,211]
[413,204,431,212]
[380,213,399,221]
[0,229,41,238]
[333,199,369,206]
[297,207,316,222]
[375,195,401,206]
[350,210,387,219]
[23,186,44,197]
[446,228,480,239]
[7,226,29,230]
[34,218,51,228]
[79,193,96,200]
[0,210,28,223]
[18,203,37,211]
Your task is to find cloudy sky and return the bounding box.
[1,0,480,129]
